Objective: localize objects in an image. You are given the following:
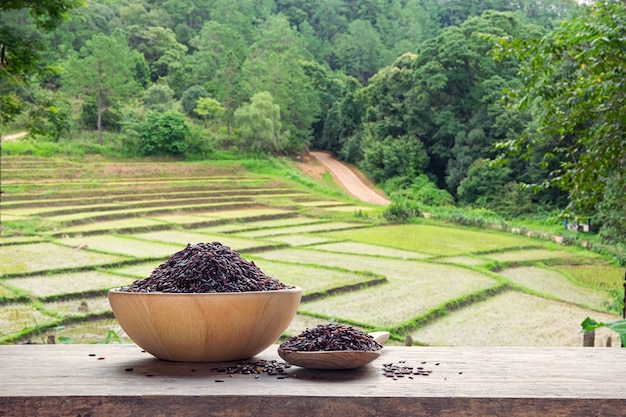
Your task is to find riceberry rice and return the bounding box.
[121,242,293,293]
[279,324,382,352]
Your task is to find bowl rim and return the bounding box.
[108,286,302,296]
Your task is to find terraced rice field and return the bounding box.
[0,155,622,348]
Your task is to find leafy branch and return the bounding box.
[581,317,626,347]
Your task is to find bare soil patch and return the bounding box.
[293,153,328,181]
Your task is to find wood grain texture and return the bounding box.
[107,288,301,362]
[1,345,625,417]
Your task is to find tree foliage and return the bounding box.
[181,85,209,117]
[0,1,85,31]
[144,83,176,113]
[234,91,288,154]
[496,0,626,240]
[194,97,225,127]
[409,11,530,192]
[127,26,188,83]
[0,0,85,127]
[139,110,190,156]
[240,15,320,153]
[62,31,136,144]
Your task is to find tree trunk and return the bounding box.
[97,90,103,146]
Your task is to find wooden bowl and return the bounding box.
[108,287,302,362]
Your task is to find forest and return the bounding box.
[1,0,625,248]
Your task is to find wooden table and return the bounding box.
[1,345,624,416]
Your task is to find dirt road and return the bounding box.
[310,151,390,205]
[1,131,28,142]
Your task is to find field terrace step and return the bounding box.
[48,208,300,237]
[24,197,307,227]
[52,235,191,260]
[126,230,288,254]
[4,196,261,217]
[0,159,250,180]
[200,216,329,234]
[0,242,131,277]
[2,270,136,302]
[47,218,179,237]
[235,221,371,238]
[0,168,257,181]
[0,236,45,246]
[263,234,337,247]
[0,175,276,189]
[1,174,279,190]
[4,200,255,221]
[0,188,299,208]
[308,241,430,260]
[298,201,356,208]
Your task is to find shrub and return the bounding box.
[139,111,190,157]
[383,201,421,223]
[383,174,455,207]
[183,125,213,160]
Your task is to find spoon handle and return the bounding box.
[369,331,390,345]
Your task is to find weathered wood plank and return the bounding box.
[1,345,625,417]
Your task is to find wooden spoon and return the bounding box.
[277,331,390,370]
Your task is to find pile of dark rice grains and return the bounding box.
[279,324,382,352]
[122,242,293,293]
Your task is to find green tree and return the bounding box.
[408,11,530,191]
[119,2,172,29]
[350,52,430,183]
[194,97,225,128]
[132,51,151,88]
[188,21,247,129]
[361,133,429,183]
[144,83,176,113]
[497,0,626,241]
[234,91,288,154]
[139,110,190,156]
[300,60,345,146]
[383,174,455,207]
[356,53,418,144]
[56,1,121,51]
[1,1,85,31]
[207,50,245,133]
[187,20,247,85]
[0,0,85,128]
[241,15,320,153]
[62,31,136,144]
[434,0,575,28]
[457,158,532,216]
[331,19,384,85]
[181,85,209,118]
[126,26,187,83]
[23,86,72,141]
[320,76,363,155]
[80,97,122,132]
